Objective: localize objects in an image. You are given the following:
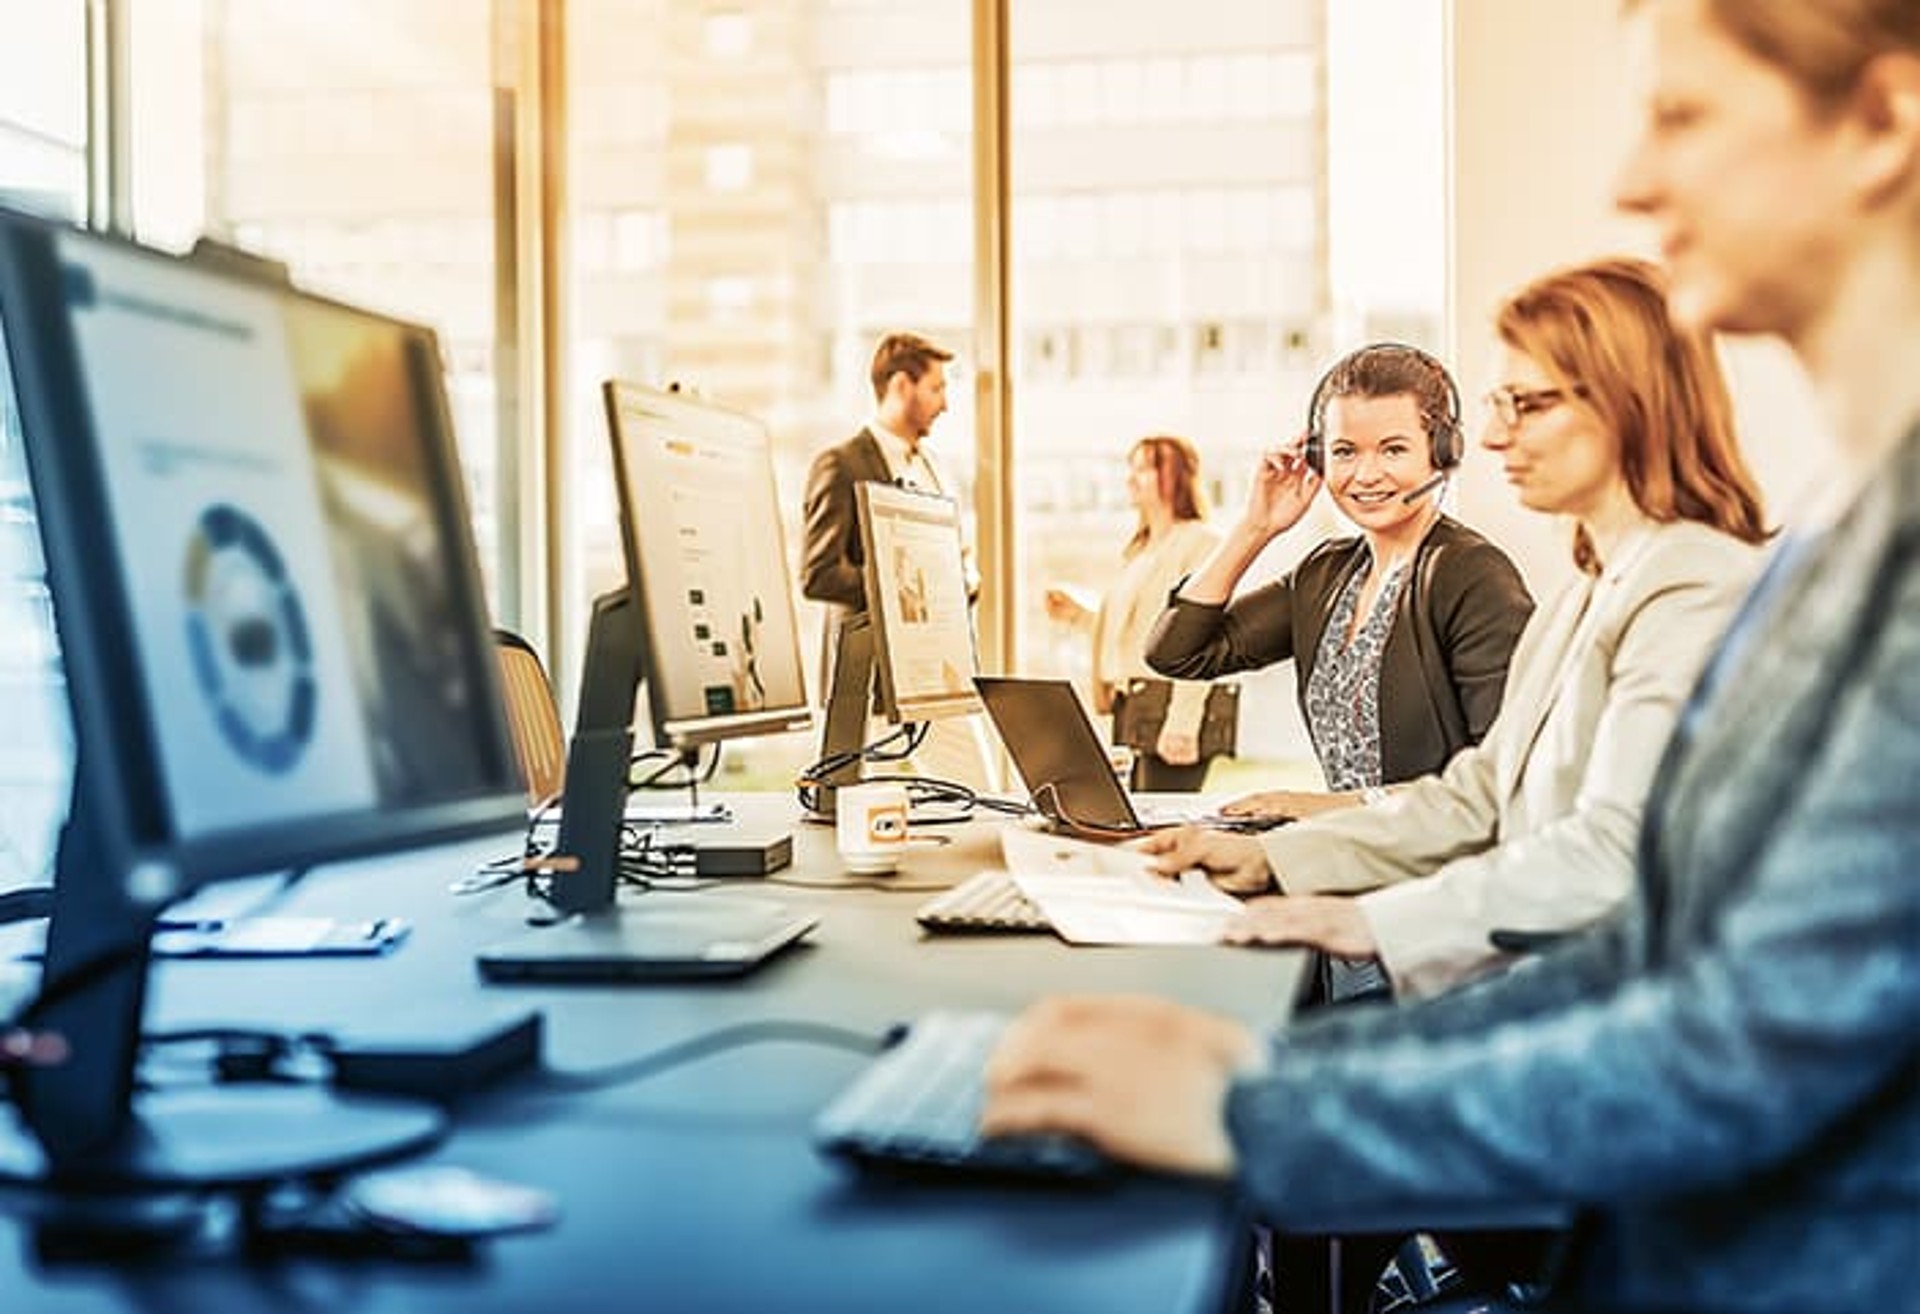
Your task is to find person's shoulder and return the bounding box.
[1637,519,1767,588]
[1283,534,1366,595]
[1298,533,1363,568]
[807,428,874,472]
[1168,518,1224,551]
[1425,516,1516,562]
[1420,518,1529,591]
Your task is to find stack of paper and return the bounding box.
[998,826,1242,945]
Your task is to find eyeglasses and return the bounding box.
[1482,384,1586,429]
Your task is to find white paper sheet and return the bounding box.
[998,826,1242,945]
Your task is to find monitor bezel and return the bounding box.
[600,379,813,752]
[0,207,524,901]
[853,479,981,725]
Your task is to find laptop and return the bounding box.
[972,676,1183,837]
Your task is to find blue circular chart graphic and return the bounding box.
[182,503,317,774]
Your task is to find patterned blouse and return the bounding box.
[1303,557,1411,792]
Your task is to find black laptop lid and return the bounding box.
[973,676,1141,833]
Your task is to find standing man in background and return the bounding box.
[800,330,957,644]
[801,331,991,789]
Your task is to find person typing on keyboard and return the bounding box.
[981,4,1920,1310]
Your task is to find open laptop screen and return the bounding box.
[972,676,1143,834]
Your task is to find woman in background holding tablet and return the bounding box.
[1043,435,1224,792]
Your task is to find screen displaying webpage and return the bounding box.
[608,385,809,736]
[859,483,976,717]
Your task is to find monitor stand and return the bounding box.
[0,808,446,1193]
[802,613,878,822]
[474,589,814,983]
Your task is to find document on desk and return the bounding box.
[999,827,1242,945]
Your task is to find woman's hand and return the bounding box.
[1224,895,1379,958]
[1156,728,1201,766]
[981,994,1260,1176]
[1239,441,1321,541]
[1220,789,1361,823]
[1043,585,1095,628]
[1135,826,1273,895]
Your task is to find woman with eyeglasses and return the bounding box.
[1156,255,1771,1002]
[1144,343,1535,830]
[984,3,1920,1308]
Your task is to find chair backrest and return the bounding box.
[493,628,567,807]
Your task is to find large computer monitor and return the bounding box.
[474,383,817,980]
[606,381,810,750]
[0,207,526,1188]
[853,480,980,724]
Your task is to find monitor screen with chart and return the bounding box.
[0,204,522,1187]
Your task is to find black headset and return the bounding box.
[1302,342,1464,477]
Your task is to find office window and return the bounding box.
[1098,60,1145,125]
[612,209,668,272]
[705,10,752,59]
[705,275,756,320]
[0,0,86,886]
[125,0,510,622]
[0,0,87,220]
[568,0,975,788]
[704,143,754,192]
[1011,2,1334,779]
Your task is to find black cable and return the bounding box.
[630,744,721,791]
[538,1020,886,1095]
[1029,782,1144,839]
[793,722,927,815]
[0,886,53,926]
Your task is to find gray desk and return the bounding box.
[0,794,1306,1313]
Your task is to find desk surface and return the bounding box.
[0,795,1305,1314]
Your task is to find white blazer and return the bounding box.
[1259,518,1763,998]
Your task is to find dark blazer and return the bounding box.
[1143,517,1534,783]
[800,427,891,623]
[1225,420,1920,1312]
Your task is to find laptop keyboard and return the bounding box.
[915,871,1051,933]
[815,1010,1109,1178]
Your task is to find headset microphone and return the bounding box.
[1400,472,1448,505]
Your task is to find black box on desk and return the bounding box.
[693,831,793,877]
[325,1004,544,1104]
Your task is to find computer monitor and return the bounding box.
[853,480,980,725]
[605,381,811,751]
[0,207,525,1188]
[474,382,817,979]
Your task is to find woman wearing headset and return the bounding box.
[1145,344,1535,821]
[1153,257,1770,1001]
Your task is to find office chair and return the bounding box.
[493,628,567,807]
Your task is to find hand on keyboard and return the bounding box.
[815,1011,1110,1179]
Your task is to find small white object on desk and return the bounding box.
[835,782,912,874]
